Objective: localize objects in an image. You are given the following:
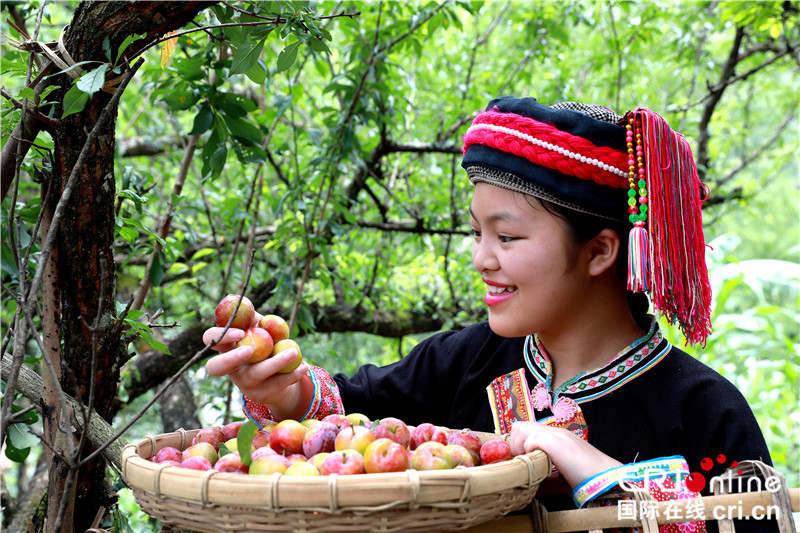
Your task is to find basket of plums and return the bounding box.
[121,297,550,532]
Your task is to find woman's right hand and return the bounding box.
[202,325,309,415]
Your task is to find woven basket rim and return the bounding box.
[122,427,551,512]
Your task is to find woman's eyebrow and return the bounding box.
[469,206,521,224]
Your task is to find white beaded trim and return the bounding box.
[466,123,628,178]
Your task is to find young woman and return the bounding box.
[203,97,771,530]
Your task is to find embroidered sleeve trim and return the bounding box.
[241,365,343,424]
[486,368,535,434]
[572,455,690,508]
[309,365,345,419]
[300,367,322,421]
[242,394,265,428]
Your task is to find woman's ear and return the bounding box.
[586,228,621,277]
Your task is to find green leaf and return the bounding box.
[225,116,262,146]
[217,99,248,118]
[117,226,138,244]
[117,218,165,248]
[245,58,267,85]
[208,144,228,178]
[11,404,39,425]
[233,142,267,164]
[149,249,165,286]
[237,419,259,466]
[4,441,30,462]
[308,37,330,54]
[1,243,20,279]
[211,4,231,23]
[201,128,223,177]
[162,91,199,111]
[230,39,266,76]
[175,56,206,81]
[224,25,245,47]
[277,41,301,73]
[8,421,38,449]
[317,26,332,42]
[61,84,89,118]
[6,422,37,461]
[203,126,223,157]
[279,19,294,39]
[18,87,35,101]
[218,442,232,457]
[250,26,274,41]
[144,334,170,354]
[220,92,257,114]
[117,33,144,63]
[118,189,147,213]
[102,36,112,62]
[54,60,100,78]
[18,199,41,224]
[190,104,214,136]
[190,248,217,261]
[77,64,109,97]
[126,309,145,320]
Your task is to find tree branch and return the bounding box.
[138,11,361,57]
[130,136,198,311]
[264,146,290,186]
[117,135,183,157]
[695,26,745,178]
[1,354,126,469]
[357,220,470,235]
[381,139,461,155]
[0,88,60,129]
[375,2,448,55]
[717,107,795,187]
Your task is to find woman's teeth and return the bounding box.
[487,285,515,295]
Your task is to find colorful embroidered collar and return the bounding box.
[524,317,670,408]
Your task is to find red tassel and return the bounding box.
[635,109,712,346]
[627,222,649,293]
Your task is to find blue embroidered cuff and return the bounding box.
[299,369,321,421]
[572,455,689,508]
[242,394,264,429]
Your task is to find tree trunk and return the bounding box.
[42,2,214,531]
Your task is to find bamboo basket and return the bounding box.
[121,428,551,533]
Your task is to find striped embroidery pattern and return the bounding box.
[486,368,535,435]
[524,320,671,405]
[572,455,691,508]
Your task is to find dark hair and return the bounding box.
[531,197,651,326]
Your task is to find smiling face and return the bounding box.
[470,183,591,338]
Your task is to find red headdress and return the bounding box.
[462,97,712,345]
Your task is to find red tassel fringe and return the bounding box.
[634,109,712,346]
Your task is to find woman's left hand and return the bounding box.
[509,420,622,489]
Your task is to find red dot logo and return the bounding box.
[686,472,706,492]
[716,454,726,464]
[700,457,713,471]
